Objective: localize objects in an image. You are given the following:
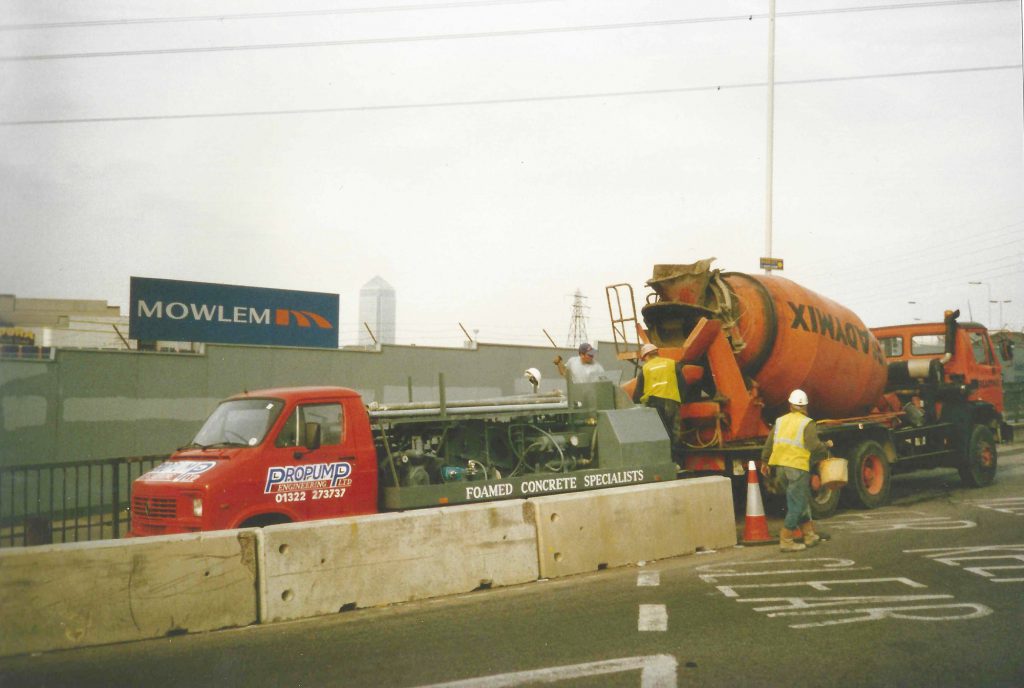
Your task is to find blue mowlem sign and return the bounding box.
[129,277,339,348]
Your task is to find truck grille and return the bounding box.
[133,496,178,520]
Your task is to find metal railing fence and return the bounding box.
[0,455,166,548]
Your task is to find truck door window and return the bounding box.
[275,403,345,448]
[879,336,903,358]
[911,334,945,356]
[968,332,991,365]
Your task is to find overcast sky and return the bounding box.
[2,0,1022,348]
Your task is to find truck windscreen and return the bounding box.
[192,398,285,448]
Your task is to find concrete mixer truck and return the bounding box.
[607,258,1002,518]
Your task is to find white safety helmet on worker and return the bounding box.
[640,343,659,358]
[788,389,809,406]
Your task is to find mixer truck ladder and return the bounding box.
[606,283,648,365]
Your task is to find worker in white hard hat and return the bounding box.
[760,389,834,552]
[631,343,687,453]
[524,368,542,394]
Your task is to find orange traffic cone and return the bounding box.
[742,460,775,545]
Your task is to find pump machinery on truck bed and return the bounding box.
[607,258,1004,518]
[129,379,678,535]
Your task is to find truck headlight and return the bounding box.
[192,497,204,518]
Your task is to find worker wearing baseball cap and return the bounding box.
[554,342,606,383]
[631,343,686,450]
[760,389,834,552]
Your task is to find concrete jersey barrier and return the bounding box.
[530,476,736,578]
[0,476,737,656]
[0,530,260,657]
[259,500,540,623]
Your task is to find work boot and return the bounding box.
[779,528,806,552]
[803,521,831,541]
[800,521,821,547]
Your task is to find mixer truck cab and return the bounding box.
[872,314,1004,418]
[130,387,380,535]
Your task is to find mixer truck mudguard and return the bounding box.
[128,380,678,535]
[607,259,1002,519]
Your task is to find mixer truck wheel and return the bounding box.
[958,424,997,488]
[843,440,891,509]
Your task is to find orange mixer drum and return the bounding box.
[641,264,887,420]
[722,272,887,419]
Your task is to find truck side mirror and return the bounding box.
[303,422,322,451]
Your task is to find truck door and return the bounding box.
[262,400,369,521]
[966,329,1004,412]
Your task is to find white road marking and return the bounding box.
[417,654,678,687]
[701,556,993,628]
[637,570,661,587]
[638,604,668,632]
[964,496,1024,516]
[827,511,975,532]
[904,544,1024,583]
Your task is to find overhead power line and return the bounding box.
[3,64,1019,126]
[0,16,784,61]
[0,0,557,32]
[1,0,1014,61]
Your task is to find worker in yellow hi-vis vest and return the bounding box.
[631,343,686,453]
[760,389,834,552]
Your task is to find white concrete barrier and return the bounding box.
[0,530,260,657]
[259,500,538,623]
[530,476,736,579]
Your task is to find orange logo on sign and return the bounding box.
[274,309,333,329]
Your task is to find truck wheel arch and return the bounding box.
[238,513,293,529]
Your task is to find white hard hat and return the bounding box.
[640,343,659,358]
[788,389,809,406]
[524,367,542,383]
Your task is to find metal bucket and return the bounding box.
[818,457,848,489]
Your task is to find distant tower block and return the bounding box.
[566,288,589,349]
[359,276,396,345]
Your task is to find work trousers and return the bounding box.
[777,466,812,530]
[646,397,680,442]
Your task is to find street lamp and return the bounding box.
[990,299,1012,330]
[907,301,921,321]
[968,281,992,327]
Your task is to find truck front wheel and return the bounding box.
[958,424,997,488]
[843,440,891,509]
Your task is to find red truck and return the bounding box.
[129,382,677,535]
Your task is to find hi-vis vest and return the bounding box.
[640,356,681,403]
[768,412,812,471]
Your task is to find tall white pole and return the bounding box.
[764,0,777,275]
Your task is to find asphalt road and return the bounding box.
[3,445,1023,688]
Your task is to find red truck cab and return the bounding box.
[130,387,378,536]
[872,316,1004,415]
